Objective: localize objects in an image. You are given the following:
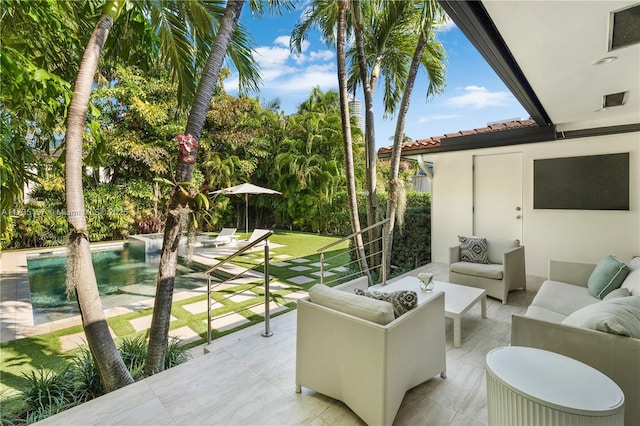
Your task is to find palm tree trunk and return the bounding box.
[65,2,134,392]
[352,0,380,274]
[337,0,370,278]
[384,32,428,272]
[144,0,245,376]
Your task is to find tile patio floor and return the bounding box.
[22,261,544,426]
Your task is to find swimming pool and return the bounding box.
[27,246,206,324]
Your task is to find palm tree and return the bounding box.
[336,0,370,275]
[383,0,446,271]
[291,1,370,273]
[65,0,134,392]
[63,0,259,390]
[347,1,434,237]
[144,0,294,374]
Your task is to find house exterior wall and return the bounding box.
[425,131,639,277]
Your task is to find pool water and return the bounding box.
[27,246,205,324]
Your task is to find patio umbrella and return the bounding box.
[211,183,281,233]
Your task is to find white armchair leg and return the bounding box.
[295,384,302,393]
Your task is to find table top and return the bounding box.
[486,346,624,413]
[372,276,485,315]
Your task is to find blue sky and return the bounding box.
[225,5,529,150]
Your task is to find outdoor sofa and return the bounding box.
[296,277,446,426]
[449,237,526,304]
[511,256,640,426]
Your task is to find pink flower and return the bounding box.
[400,161,409,169]
[176,133,198,164]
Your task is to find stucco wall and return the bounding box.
[425,131,639,277]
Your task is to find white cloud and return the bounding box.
[435,17,457,33]
[418,114,460,123]
[446,85,512,108]
[274,35,291,47]
[309,50,334,61]
[225,33,337,107]
[254,45,290,69]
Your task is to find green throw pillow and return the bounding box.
[588,255,630,300]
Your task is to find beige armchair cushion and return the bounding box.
[309,284,395,325]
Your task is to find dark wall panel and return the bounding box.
[534,153,629,210]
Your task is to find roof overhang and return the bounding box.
[379,1,640,159]
[438,0,552,127]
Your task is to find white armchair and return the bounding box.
[449,237,526,304]
[295,278,446,426]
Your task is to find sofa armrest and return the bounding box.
[503,246,526,290]
[449,245,461,265]
[548,259,596,287]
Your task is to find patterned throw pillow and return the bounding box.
[458,236,489,264]
[354,289,418,318]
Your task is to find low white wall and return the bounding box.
[426,131,639,277]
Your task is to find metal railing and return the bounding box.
[205,230,273,344]
[316,218,390,287]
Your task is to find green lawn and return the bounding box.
[0,230,351,411]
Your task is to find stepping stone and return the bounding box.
[311,271,335,277]
[204,313,251,332]
[168,326,200,343]
[182,300,222,315]
[275,254,292,259]
[228,292,258,303]
[283,291,309,301]
[272,262,292,267]
[130,315,177,332]
[331,266,349,272]
[248,301,287,317]
[290,258,311,263]
[266,281,290,290]
[59,327,116,351]
[288,276,315,285]
[309,262,328,267]
[290,265,312,272]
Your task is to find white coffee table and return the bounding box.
[373,276,486,347]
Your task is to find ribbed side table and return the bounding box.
[486,346,624,425]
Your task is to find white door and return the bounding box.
[473,152,523,242]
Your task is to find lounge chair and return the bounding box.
[235,229,272,248]
[200,228,237,247]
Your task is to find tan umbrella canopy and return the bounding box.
[211,183,281,233]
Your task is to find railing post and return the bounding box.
[320,253,325,285]
[381,232,387,285]
[262,240,273,337]
[207,275,212,345]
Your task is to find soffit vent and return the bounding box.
[603,91,628,108]
[609,4,640,51]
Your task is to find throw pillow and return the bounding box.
[354,289,418,318]
[458,236,489,264]
[562,296,640,338]
[602,288,631,301]
[587,255,630,299]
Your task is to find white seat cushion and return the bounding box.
[530,281,599,317]
[451,262,503,279]
[308,284,395,325]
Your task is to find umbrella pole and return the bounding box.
[245,193,249,234]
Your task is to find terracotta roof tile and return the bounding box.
[378,119,537,154]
